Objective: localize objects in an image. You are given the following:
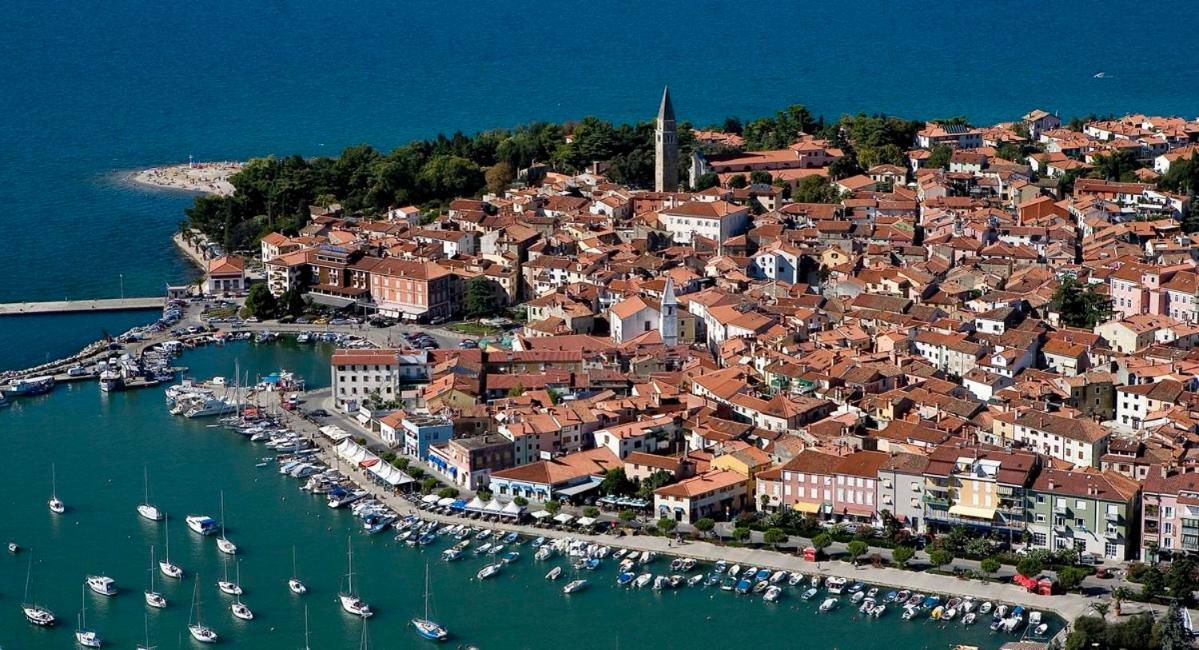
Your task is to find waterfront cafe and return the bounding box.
[334,438,416,491]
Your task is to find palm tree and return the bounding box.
[1112,586,1132,617]
[1090,601,1111,620]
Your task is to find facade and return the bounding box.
[330,349,431,410]
[369,258,459,322]
[425,434,515,491]
[923,445,1039,544]
[1027,467,1140,560]
[654,469,748,523]
[830,451,889,523]
[488,447,621,502]
[401,415,454,460]
[658,200,750,245]
[876,452,930,533]
[1141,469,1199,562]
[1011,410,1109,468]
[591,414,677,460]
[206,256,246,294]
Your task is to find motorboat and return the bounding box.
[704,574,720,587]
[819,597,839,613]
[894,590,909,603]
[788,573,804,586]
[713,560,728,574]
[477,563,503,580]
[687,574,704,587]
[734,579,752,594]
[186,515,218,536]
[563,579,588,594]
[753,580,770,594]
[847,581,864,594]
[866,587,879,599]
[962,612,977,626]
[825,576,847,594]
[720,577,735,591]
[961,597,976,613]
[502,551,521,564]
[764,586,782,603]
[7,542,18,553]
[902,605,918,620]
[859,597,875,614]
[634,573,653,588]
[810,575,821,588]
[850,591,865,604]
[653,576,669,591]
[442,549,462,562]
[978,601,993,615]
[800,587,818,600]
[86,576,118,596]
[770,570,788,584]
[728,564,741,577]
[542,566,561,581]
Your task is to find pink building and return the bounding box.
[830,451,890,523]
[1140,466,1199,562]
[778,450,840,516]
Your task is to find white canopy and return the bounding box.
[576,516,596,527]
[500,500,524,517]
[320,425,350,442]
[335,439,374,466]
[437,497,456,507]
[530,510,553,520]
[483,498,504,513]
[367,462,414,487]
[465,496,487,512]
[422,494,440,504]
[553,513,574,524]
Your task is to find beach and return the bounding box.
[130,161,241,196]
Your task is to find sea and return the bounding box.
[0,342,1052,649]
[0,1,1185,645]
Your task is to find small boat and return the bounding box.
[810,575,821,588]
[188,575,218,643]
[847,581,864,594]
[531,536,546,548]
[86,575,118,596]
[885,590,899,602]
[714,561,728,574]
[961,597,976,613]
[962,612,977,626]
[826,577,847,594]
[800,587,818,600]
[906,593,924,607]
[751,579,767,593]
[289,546,308,595]
[49,464,66,514]
[819,597,839,613]
[477,563,503,580]
[922,596,941,610]
[1034,622,1049,636]
[474,543,493,556]
[788,573,804,586]
[442,549,462,562]
[850,591,865,604]
[902,605,918,620]
[545,566,562,581]
[502,551,520,564]
[145,546,167,609]
[995,604,1008,618]
[989,617,1003,632]
[340,539,373,618]
[764,586,782,603]
[704,574,720,587]
[734,579,752,594]
[770,570,787,584]
[634,573,653,588]
[563,579,588,594]
[138,467,165,521]
[895,590,910,603]
[617,572,635,586]
[866,587,879,599]
[231,600,254,621]
[502,532,519,544]
[7,542,18,553]
[859,597,875,614]
[412,565,448,642]
[728,564,741,577]
[186,515,218,536]
[687,574,704,587]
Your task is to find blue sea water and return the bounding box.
[1,0,1197,369]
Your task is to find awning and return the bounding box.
[451,500,467,510]
[500,501,524,517]
[576,516,596,527]
[553,513,574,524]
[437,497,456,507]
[531,510,553,520]
[792,501,821,514]
[421,494,440,504]
[555,476,604,497]
[483,499,504,513]
[360,458,379,468]
[948,504,997,520]
[465,497,487,512]
[367,462,415,487]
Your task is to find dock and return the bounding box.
[0,297,166,316]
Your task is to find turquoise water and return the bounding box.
[0,342,1044,648]
[0,310,164,372]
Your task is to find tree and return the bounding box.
[436,487,458,499]
[1090,149,1143,182]
[543,499,562,515]
[846,540,868,565]
[1016,557,1043,578]
[926,144,953,170]
[811,533,832,556]
[1165,556,1198,604]
[618,510,636,524]
[600,469,633,497]
[728,174,748,189]
[464,276,498,319]
[417,155,484,201]
[980,557,1001,580]
[243,284,277,319]
[693,518,715,538]
[513,496,528,507]
[1052,276,1112,328]
[279,285,308,317]
[1057,566,1089,592]
[732,527,751,543]
[393,457,410,470]
[827,154,862,180]
[749,170,773,185]
[996,142,1025,162]
[891,545,915,567]
[792,175,841,203]
[1140,564,1165,601]
[1090,601,1111,620]
[1112,585,1132,617]
[657,517,677,535]
[928,548,954,571]
[582,506,599,519]
[419,477,439,494]
[484,161,515,194]
[1158,601,1190,650]
[693,172,719,191]
[763,528,788,549]
[506,383,525,398]
[636,470,676,499]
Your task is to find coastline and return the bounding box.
[128,161,241,196]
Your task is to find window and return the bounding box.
[1104,542,1118,558]
[1032,532,1047,546]
[1037,495,1045,503]
[1076,500,1087,510]
[1035,513,1046,523]
[1165,506,1175,519]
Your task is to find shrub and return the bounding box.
[891,545,915,567]
[928,548,954,570]
[1017,557,1043,578]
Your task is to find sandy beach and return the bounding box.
[130,160,241,196]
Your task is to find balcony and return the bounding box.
[1104,528,1121,540]
[924,481,950,493]
[1106,510,1121,522]
[923,494,950,507]
[1054,502,1069,515]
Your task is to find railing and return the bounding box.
[923,494,950,507]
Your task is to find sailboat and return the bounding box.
[137,466,165,521]
[21,551,56,626]
[216,490,237,555]
[49,463,65,514]
[187,575,218,643]
[289,545,308,595]
[75,583,102,647]
[230,561,254,621]
[218,557,243,596]
[145,545,167,608]
[339,537,373,618]
[159,517,184,579]
[302,605,312,650]
[136,612,156,650]
[411,564,448,641]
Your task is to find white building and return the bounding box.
[658,200,749,245]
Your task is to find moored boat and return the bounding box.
[563,579,588,594]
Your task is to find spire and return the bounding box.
[658,86,675,123]
[662,275,677,307]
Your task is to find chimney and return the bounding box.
[1047,480,1055,490]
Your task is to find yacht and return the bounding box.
[231,599,254,621]
[289,546,308,595]
[819,597,839,613]
[562,579,588,594]
[21,553,55,626]
[48,464,65,514]
[634,573,653,588]
[340,539,373,618]
[186,515,218,536]
[137,466,165,522]
[86,575,118,596]
[216,491,237,555]
[136,613,155,650]
[75,583,102,647]
[476,563,503,580]
[188,576,218,643]
[159,518,184,579]
[145,546,167,608]
[183,396,238,419]
[99,368,126,393]
[218,559,243,596]
[411,565,448,642]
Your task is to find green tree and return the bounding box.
[792,175,841,203]
[1090,601,1110,620]
[928,548,954,571]
[475,488,492,501]
[599,469,633,497]
[618,509,637,524]
[996,142,1025,162]
[693,172,720,191]
[926,144,953,170]
[513,496,528,507]
[657,517,678,535]
[506,383,525,398]
[636,470,676,499]
[1166,556,1198,604]
[828,154,863,180]
[1052,276,1112,328]
[464,276,498,319]
[1158,601,1191,650]
[728,174,748,189]
[980,556,1001,580]
[763,528,788,548]
[543,499,562,515]
[846,540,868,564]
[891,545,915,568]
[582,506,599,519]
[419,477,439,494]
[1057,566,1089,592]
[417,155,484,201]
[279,286,307,317]
[1112,585,1132,617]
[732,527,751,543]
[1016,557,1043,578]
[1090,149,1143,182]
[243,284,278,319]
[436,487,459,499]
[1141,563,1166,601]
[393,457,410,470]
[811,533,832,555]
[749,170,773,185]
[693,518,715,538]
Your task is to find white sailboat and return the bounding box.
[159,517,184,579]
[217,557,243,596]
[75,583,102,647]
[136,613,156,650]
[145,545,167,608]
[49,463,65,514]
[411,564,448,641]
[21,552,56,626]
[230,561,254,621]
[339,537,372,618]
[216,490,237,555]
[302,605,312,650]
[187,575,218,643]
[289,545,308,595]
[137,466,164,521]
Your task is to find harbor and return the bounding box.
[0,297,167,317]
[0,341,1045,649]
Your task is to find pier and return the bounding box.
[0,297,165,316]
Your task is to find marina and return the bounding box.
[0,341,1048,648]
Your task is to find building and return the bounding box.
[400,415,454,460]
[1141,469,1199,562]
[923,445,1039,544]
[1011,410,1110,468]
[876,452,930,533]
[830,451,890,524]
[658,200,750,245]
[654,469,748,523]
[330,349,431,411]
[655,86,678,192]
[488,447,621,503]
[778,449,841,516]
[370,259,459,322]
[425,434,514,491]
[1027,467,1140,560]
[206,256,246,294]
[591,414,677,460]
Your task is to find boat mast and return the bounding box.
[345,536,354,596]
[303,605,311,650]
[164,518,171,564]
[144,465,150,504]
[220,490,226,541]
[149,545,156,592]
[424,564,431,620]
[80,582,87,630]
[292,545,298,581]
[51,463,58,501]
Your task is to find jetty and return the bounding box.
[0,297,165,316]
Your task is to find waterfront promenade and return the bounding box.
[0,297,165,316]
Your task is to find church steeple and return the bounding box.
[654,86,678,192]
[659,275,679,346]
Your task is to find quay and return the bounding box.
[0,297,165,316]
